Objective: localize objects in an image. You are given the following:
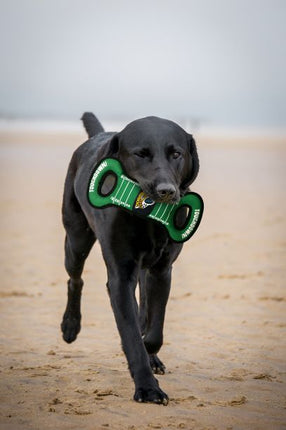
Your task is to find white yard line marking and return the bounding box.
[154,203,163,217]
[114,179,124,200]
[119,180,131,201]
[126,184,136,202]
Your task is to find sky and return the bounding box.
[0,0,286,128]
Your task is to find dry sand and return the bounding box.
[0,127,285,430]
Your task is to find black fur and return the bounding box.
[61,113,200,405]
[81,112,104,137]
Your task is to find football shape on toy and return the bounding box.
[88,158,204,243]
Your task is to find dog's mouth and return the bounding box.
[154,194,179,204]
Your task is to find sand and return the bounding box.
[0,127,285,430]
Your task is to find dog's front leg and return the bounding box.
[106,263,168,405]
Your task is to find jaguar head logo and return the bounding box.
[135,192,155,210]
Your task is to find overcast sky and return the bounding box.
[0,0,285,128]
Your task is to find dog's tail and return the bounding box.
[81,112,104,138]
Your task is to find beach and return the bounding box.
[0,125,285,430]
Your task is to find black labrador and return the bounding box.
[61,113,199,405]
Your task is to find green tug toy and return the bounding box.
[88,158,204,243]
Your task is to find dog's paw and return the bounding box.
[149,354,166,375]
[61,314,81,343]
[134,384,168,405]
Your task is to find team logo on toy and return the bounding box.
[134,191,155,215]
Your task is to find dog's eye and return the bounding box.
[134,149,151,159]
[171,151,181,160]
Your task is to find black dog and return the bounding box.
[61,113,199,404]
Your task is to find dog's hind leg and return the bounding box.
[61,165,96,343]
[61,225,96,343]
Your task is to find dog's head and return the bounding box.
[99,116,199,203]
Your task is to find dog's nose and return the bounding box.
[156,183,176,201]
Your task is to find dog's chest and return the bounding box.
[136,219,170,268]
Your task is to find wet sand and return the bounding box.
[0,126,285,429]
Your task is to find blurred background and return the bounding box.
[0,0,286,134]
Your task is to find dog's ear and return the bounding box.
[181,134,200,192]
[97,134,119,159]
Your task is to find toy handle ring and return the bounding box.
[173,204,192,231]
[166,193,203,242]
[88,159,124,207]
[98,171,118,197]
